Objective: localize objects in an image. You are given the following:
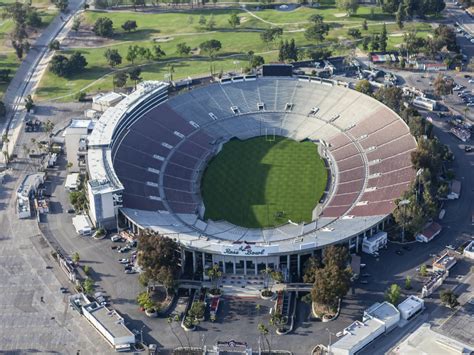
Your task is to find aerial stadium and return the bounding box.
[86,67,417,280]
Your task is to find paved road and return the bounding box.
[0,0,84,163]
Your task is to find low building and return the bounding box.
[370,52,399,63]
[421,270,448,298]
[394,323,474,354]
[416,222,442,243]
[82,302,135,351]
[92,92,125,112]
[416,61,448,71]
[397,296,424,320]
[65,120,95,173]
[331,302,400,355]
[463,241,474,260]
[448,180,461,200]
[72,214,92,236]
[65,173,80,191]
[361,231,387,255]
[432,252,457,272]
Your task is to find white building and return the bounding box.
[416,222,442,243]
[361,231,387,255]
[331,302,400,355]
[432,252,457,272]
[72,214,92,236]
[463,241,474,260]
[412,96,437,111]
[422,270,448,298]
[65,173,80,191]
[92,92,125,112]
[82,302,135,351]
[397,295,424,320]
[65,120,95,173]
[17,173,45,219]
[394,323,474,355]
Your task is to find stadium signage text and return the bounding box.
[222,245,267,256]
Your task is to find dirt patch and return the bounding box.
[61,26,116,48]
[334,12,348,18]
[389,33,405,37]
[240,16,249,23]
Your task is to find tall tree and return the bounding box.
[121,20,138,32]
[128,66,142,89]
[336,0,359,16]
[396,3,404,29]
[104,49,122,67]
[385,284,401,305]
[228,13,240,29]
[113,71,128,89]
[379,23,388,52]
[199,39,222,74]
[93,17,114,37]
[305,15,329,43]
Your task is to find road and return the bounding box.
[0,0,84,164]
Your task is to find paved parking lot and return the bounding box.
[0,164,107,354]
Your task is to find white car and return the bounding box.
[111,235,122,242]
[118,258,129,264]
[471,38,474,43]
[467,102,474,106]
[469,79,474,84]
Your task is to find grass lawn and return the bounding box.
[0,1,57,98]
[35,5,432,101]
[201,136,327,228]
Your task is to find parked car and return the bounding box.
[60,287,68,294]
[360,280,369,284]
[111,235,122,242]
[465,145,473,152]
[67,208,75,214]
[124,269,136,274]
[119,246,131,253]
[118,258,129,264]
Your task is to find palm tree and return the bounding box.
[206,263,222,293]
[257,322,271,353]
[167,315,185,349]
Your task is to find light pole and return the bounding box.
[397,199,410,243]
[326,328,336,353]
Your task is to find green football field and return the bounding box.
[201,136,328,228]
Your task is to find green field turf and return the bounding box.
[201,136,327,228]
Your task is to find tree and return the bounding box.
[113,71,128,90]
[370,34,380,51]
[433,74,454,97]
[347,28,361,39]
[373,86,404,112]
[83,278,94,294]
[48,40,60,51]
[152,45,166,60]
[257,322,271,354]
[137,232,181,290]
[305,15,329,43]
[323,245,350,270]
[303,256,320,283]
[72,16,81,32]
[121,20,137,32]
[440,289,459,308]
[0,69,11,83]
[206,263,222,293]
[72,252,80,263]
[126,45,138,64]
[24,95,34,113]
[336,0,359,16]
[362,19,368,31]
[228,13,240,29]
[52,0,68,12]
[176,42,191,56]
[379,23,388,52]
[249,54,264,68]
[309,48,332,61]
[50,54,71,77]
[84,265,91,275]
[198,15,206,27]
[381,0,399,14]
[396,3,404,29]
[137,291,154,309]
[385,284,401,305]
[93,17,114,37]
[311,263,351,311]
[355,79,372,95]
[207,15,216,30]
[199,39,222,74]
[405,276,411,290]
[260,27,283,47]
[26,7,42,27]
[104,49,122,67]
[0,102,6,117]
[419,264,428,277]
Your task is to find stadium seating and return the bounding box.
[112,77,417,234]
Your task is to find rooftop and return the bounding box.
[364,301,400,325]
[392,323,474,355]
[420,222,442,239]
[83,302,135,340]
[68,119,95,130]
[332,319,384,352]
[397,296,424,313]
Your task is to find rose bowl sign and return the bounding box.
[221,244,278,256]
